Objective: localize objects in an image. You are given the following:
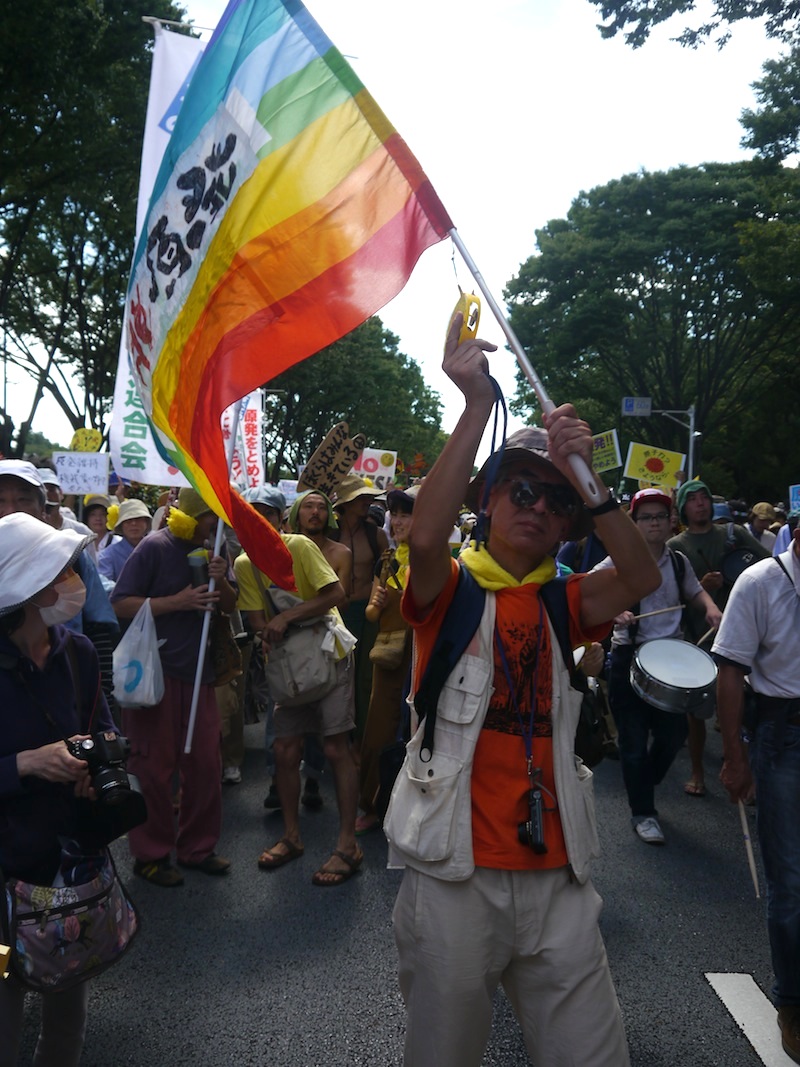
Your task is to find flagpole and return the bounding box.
[448,228,603,506]
[184,398,244,754]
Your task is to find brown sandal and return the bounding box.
[258,838,304,870]
[311,848,363,888]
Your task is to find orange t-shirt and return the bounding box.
[403,560,608,871]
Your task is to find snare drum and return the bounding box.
[630,638,717,717]
[721,547,759,586]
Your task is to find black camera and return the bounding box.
[517,787,547,854]
[68,732,147,847]
[68,732,133,805]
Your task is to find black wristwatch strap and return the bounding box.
[585,490,620,516]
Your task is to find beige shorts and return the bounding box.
[273,655,355,738]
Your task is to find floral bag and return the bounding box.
[1,850,139,993]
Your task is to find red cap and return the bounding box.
[630,487,672,519]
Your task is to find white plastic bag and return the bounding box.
[112,599,164,707]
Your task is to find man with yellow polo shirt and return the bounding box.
[234,494,362,888]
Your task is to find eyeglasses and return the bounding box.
[636,512,670,523]
[505,478,578,518]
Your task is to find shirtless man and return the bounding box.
[333,475,389,739]
[289,490,353,590]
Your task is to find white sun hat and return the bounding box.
[0,513,92,616]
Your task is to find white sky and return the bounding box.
[8,0,783,462]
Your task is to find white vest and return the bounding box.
[384,589,601,883]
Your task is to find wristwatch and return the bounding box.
[585,489,620,516]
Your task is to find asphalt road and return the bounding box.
[15,721,783,1066]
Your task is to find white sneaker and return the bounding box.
[222,765,242,784]
[634,817,665,845]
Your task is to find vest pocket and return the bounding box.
[384,747,463,862]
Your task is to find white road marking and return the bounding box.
[706,973,796,1065]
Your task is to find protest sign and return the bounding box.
[591,429,621,474]
[53,452,110,495]
[624,442,686,489]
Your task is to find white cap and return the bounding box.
[0,513,92,616]
[36,467,61,487]
[0,460,45,489]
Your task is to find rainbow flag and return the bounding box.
[126,0,453,586]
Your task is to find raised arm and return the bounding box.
[543,406,661,629]
[407,315,497,611]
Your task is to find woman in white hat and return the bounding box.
[0,513,118,1066]
[97,498,152,583]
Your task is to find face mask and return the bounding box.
[37,573,87,625]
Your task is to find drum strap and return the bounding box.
[627,549,686,644]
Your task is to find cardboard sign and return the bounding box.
[297,422,366,498]
[53,452,110,495]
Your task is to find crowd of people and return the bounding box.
[1,319,798,1063]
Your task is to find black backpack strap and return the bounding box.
[774,555,795,587]
[415,567,486,760]
[538,577,574,678]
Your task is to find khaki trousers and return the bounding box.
[393,865,629,1067]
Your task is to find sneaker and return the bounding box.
[263,782,281,810]
[301,776,323,810]
[134,857,184,888]
[778,1006,800,1064]
[179,853,231,876]
[633,817,665,845]
[222,765,242,784]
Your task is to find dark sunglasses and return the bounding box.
[505,478,578,518]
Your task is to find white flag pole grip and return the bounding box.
[448,228,602,506]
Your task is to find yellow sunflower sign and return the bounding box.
[623,442,686,489]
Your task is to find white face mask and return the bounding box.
[37,572,87,625]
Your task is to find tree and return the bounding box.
[590,0,800,49]
[0,0,188,455]
[261,317,445,481]
[504,163,800,497]
[740,51,800,159]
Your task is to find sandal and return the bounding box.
[355,814,380,836]
[684,780,706,797]
[311,848,363,888]
[258,838,304,870]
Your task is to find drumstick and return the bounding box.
[696,626,717,646]
[629,605,683,621]
[738,800,760,899]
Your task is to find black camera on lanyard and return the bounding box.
[517,786,547,854]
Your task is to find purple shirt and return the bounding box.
[111,528,235,684]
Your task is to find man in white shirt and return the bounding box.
[713,520,800,1064]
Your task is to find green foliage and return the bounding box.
[0,0,188,455]
[741,51,800,160]
[591,0,800,49]
[504,163,800,499]
[262,317,445,481]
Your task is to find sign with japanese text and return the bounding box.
[52,452,110,495]
[220,390,264,489]
[623,442,686,489]
[591,429,622,474]
[790,484,800,512]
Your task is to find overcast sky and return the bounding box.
[10,0,783,461]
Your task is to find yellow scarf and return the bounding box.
[459,543,556,590]
[388,541,410,590]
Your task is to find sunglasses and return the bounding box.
[505,478,578,518]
